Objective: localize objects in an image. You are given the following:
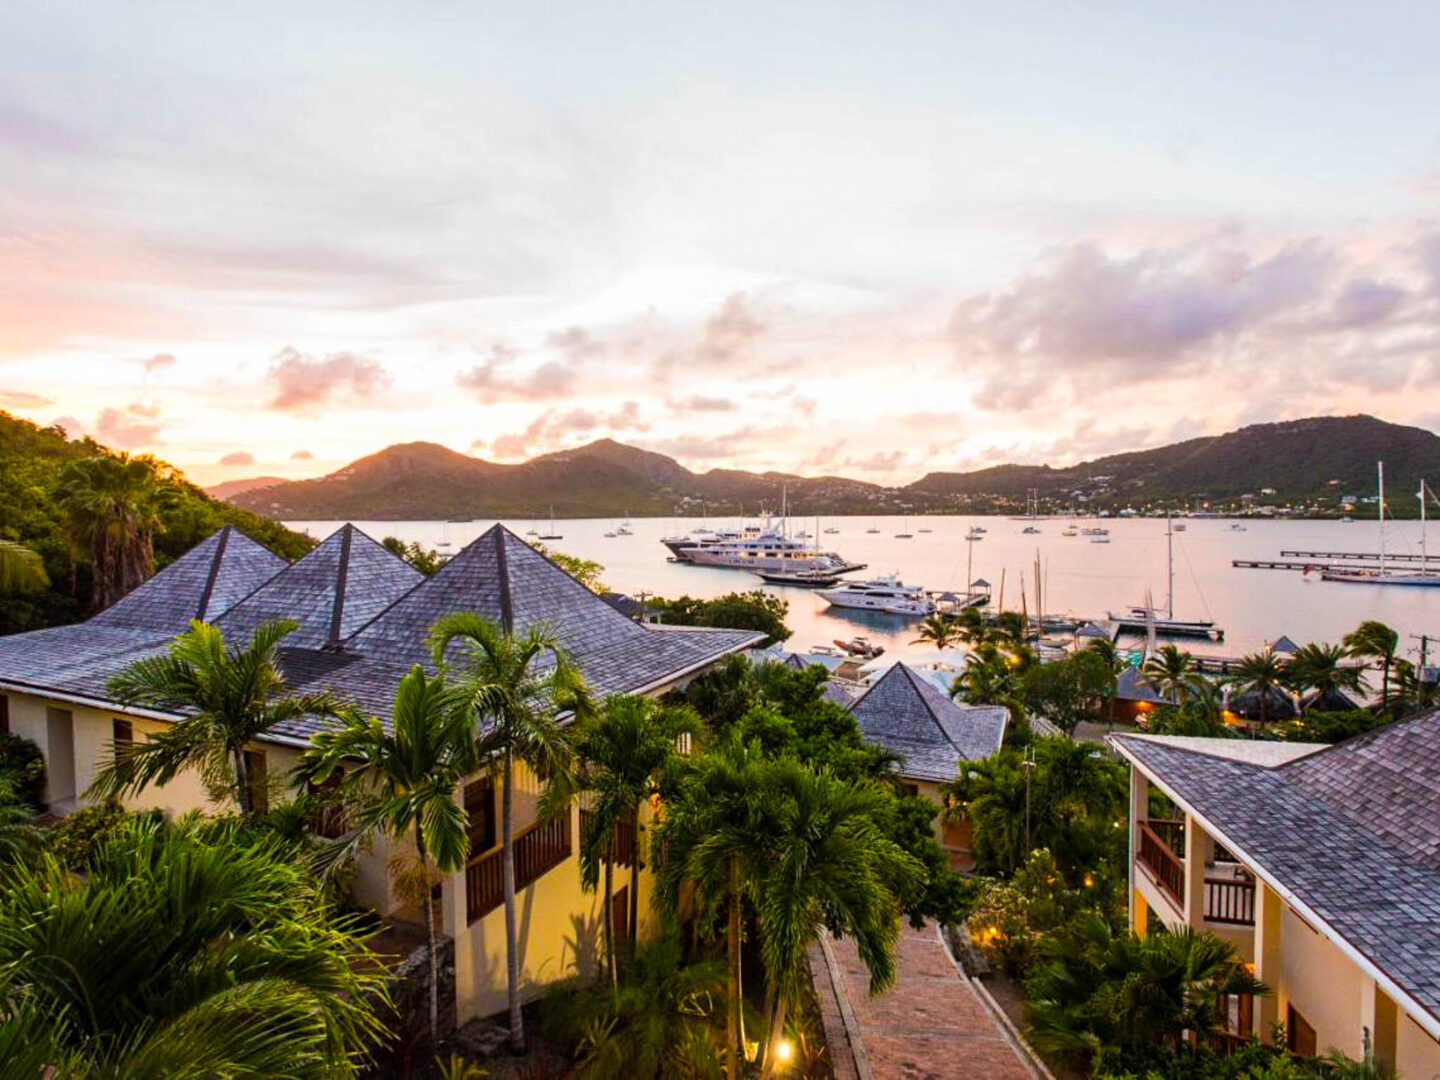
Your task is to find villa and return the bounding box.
[848,661,1008,870]
[1110,719,1440,1076]
[0,522,763,1025]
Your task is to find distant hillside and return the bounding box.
[205,475,286,500]
[221,416,1440,520]
[227,437,887,519]
[0,410,314,634]
[909,416,1440,510]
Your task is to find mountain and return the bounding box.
[205,476,287,501]
[908,416,1440,509]
[220,416,1440,520]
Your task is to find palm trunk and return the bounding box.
[232,747,252,819]
[760,997,789,1080]
[759,981,777,1074]
[726,855,743,1080]
[1381,656,1391,711]
[627,806,640,962]
[502,749,523,1054]
[603,850,616,990]
[416,823,440,1051]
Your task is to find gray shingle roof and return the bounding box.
[219,525,424,649]
[1117,666,1172,705]
[1112,714,1440,1033]
[0,523,762,739]
[849,662,1008,782]
[90,526,287,631]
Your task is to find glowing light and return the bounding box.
[776,1038,794,1063]
[1083,873,1095,888]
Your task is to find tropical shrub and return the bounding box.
[650,590,791,646]
[42,799,142,868]
[0,732,45,809]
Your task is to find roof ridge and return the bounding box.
[900,662,964,753]
[494,525,514,634]
[326,524,354,649]
[193,524,233,621]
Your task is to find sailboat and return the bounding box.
[1107,513,1221,638]
[537,506,563,541]
[1322,466,1440,586]
[894,517,913,539]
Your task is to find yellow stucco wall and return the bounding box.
[1278,906,1367,1058]
[1397,1013,1440,1079]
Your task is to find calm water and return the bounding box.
[287,516,1440,667]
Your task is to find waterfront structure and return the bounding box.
[1111,720,1440,1075]
[848,662,1007,870]
[0,523,763,1024]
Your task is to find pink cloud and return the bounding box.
[266,347,391,412]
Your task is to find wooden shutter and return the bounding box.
[1287,1005,1317,1057]
[0,694,8,735]
[112,719,133,765]
[465,778,496,858]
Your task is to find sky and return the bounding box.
[2,1,1439,487]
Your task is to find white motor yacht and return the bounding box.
[817,575,936,616]
[680,529,862,573]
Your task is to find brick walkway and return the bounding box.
[816,921,1039,1080]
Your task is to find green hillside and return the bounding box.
[0,411,314,634]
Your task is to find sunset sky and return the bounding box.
[3,0,1439,487]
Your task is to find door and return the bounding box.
[45,707,77,812]
[611,886,629,970]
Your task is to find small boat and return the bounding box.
[833,636,885,659]
[865,527,881,534]
[537,507,563,541]
[808,644,843,656]
[819,575,936,616]
[1090,536,1111,544]
[436,540,453,548]
[824,527,841,535]
[918,527,933,533]
[965,526,984,542]
[616,525,633,536]
[1062,526,1079,537]
[972,526,987,534]
[894,517,914,539]
[604,531,617,538]
[1229,523,1247,532]
[1022,526,1041,534]
[755,568,842,587]
[1173,523,1187,532]
[1081,526,1109,536]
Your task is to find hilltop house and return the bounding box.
[848,662,1008,870]
[1110,720,1440,1076]
[0,523,763,1024]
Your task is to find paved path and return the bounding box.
[816,921,1040,1080]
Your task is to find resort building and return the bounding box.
[0,523,763,1024]
[1111,720,1440,1076]
[848,661,1008,870]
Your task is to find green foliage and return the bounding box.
[381,536,448,575]
[41,799,138,867]
[1026,918,1265,1066]
[0,732,46,809]
[0,814,387,1077]
[0,538,48,593]
[539,935,726,1079]
[968,850,1104,976]
[1270,709,1389,744]
[1023,648,1112,734]
[650,590,791,646]
[942,736,1127,878]
[0,409,313,633]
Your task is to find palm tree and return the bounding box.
[1344,621,1399,711]
[0,815,386,1076]
[298,665,477,1051]
[56,452,164,610]
[1141,644,1198,706]
[1226,647,1288,727]
[940,753,1029,875]
[755,763,921,1077]
[911,613,959,650]
[653,738,774,1080]
[1285,642,1368,710]
[951,605,988,646]
[953,643,1021,706]
[685,652,758,728]
[1085,638,1126,729]
[0,538,48,594]
[91,619,339,819]
[429,612,591,1054]
[560,695,697,982]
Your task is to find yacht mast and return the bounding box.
[1378,462,1387,577]
[1422,478,1429,577]
[1166,510,1175,619]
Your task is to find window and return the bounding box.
[465,778,496,858]
[307,766,347,838]
[242,749,268,816]
[902,782,920,799]
[0,694,8,735]
[112,719,133,764]
[1287,1005,1317,1057]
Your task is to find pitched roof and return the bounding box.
[1117,666,1171,704]
[218,525,424,649]
[849,662,1008,782]
[0,523,763,739]
[90,526,287,631]
[1111,714,1440,1037]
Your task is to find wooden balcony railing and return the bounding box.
[579,808,640,868]
[1138,821,1185,905]
[1147,817,1186,858]
[466,812,572,925]
[1204,873,1256,925]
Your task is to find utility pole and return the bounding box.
[1409,633,1437,707]
[1023,747,1037,856]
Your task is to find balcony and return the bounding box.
[1139,819,1255,926]
[465,812,573,925]
[579,807,640,868]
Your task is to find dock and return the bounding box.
[1278,550,1440,564]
